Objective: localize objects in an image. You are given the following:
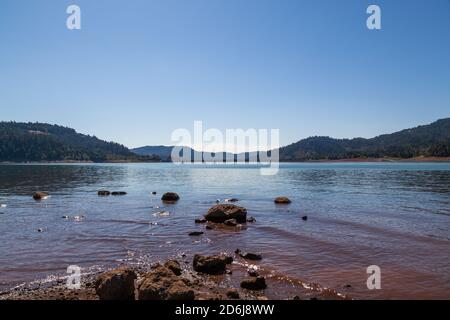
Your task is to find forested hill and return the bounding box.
[0,122,159,162]
[279,118,450,161]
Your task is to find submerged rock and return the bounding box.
[246,217,256,223]
[98,190,110,196]
[240,276,267,290]
[95,267,137,300]
[193,254,228,275]
[73,215,85,222]
[204,204,247,223]
[33,192,49,200]
[274,196,291,204]
[161,192,180,203]
[235,249,262,261]
[195,218,207,224]
[153,211,170,217]
[137,265,194,300]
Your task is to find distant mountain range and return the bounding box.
[0,122,159,162]
[1,119,449,163]
[278,118,450,160]
[133,118,450,161]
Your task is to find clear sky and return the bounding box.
[0,0,449,149]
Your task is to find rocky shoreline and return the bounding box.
[1,191,348,301]
[0,253,347,300]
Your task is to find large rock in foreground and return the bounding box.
[95,267,137,300]
[137,265,194,300]
[193,254,231,275]
[204,204,247,223]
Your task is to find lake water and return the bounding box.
[0,163,449,299]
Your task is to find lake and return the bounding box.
[0,162,449,299]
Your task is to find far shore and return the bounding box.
[303,156,450,163]
[1,157,450,165]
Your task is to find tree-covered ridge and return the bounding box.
[0,122,159,162]
[279,118,450,160]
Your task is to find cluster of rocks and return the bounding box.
[93,252,267,300]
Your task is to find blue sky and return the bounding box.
[0,0,449,149]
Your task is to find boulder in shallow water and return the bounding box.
[161,192,180,203]
[274,196,291,204]
[193,254,228,275]
[240,276,267,290]
[204,204,247,223]
[95,267,137,300]
[33,192,49,200]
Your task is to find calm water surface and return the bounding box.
[0,163,449,299]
